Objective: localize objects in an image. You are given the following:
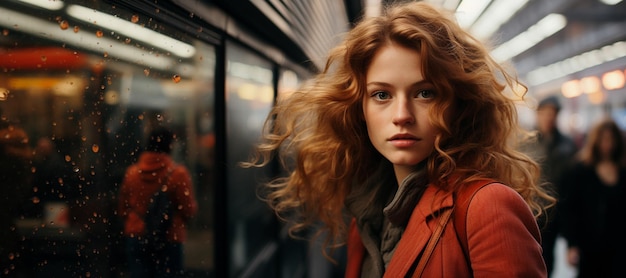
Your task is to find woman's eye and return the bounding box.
[416,89,435,99]
[372,91,390,100]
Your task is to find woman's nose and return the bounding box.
[392,99,415,126]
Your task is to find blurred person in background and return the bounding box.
[561,118,626,278]
[0,119,32,277]
[118,127,198,278]
[522,95,578,276]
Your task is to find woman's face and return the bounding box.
[598,128,615,158]
[363,44,439,182]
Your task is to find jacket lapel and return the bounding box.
[384,185,453,277]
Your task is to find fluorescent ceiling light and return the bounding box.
[470,0,530,40]
[526,41,626,86]
[491,13,566,62]
[15,0,64,10]
[455,0,491,29]
[600,0,623,5]
[0,6,177,70]
[66,4,196,58]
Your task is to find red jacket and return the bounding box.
[118,152,198,243]
[346,182,546,277]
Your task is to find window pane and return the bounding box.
[225,41,277,276]
[0,0,215,276]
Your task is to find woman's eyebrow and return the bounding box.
[366,80,431,88]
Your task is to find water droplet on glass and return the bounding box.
[65,155,71,162]
[96,30,103,37]
[144,69,150,76]
[59,20,69,30]
[73,26,80,33]
[172,74,181,83]
[40,55,47,62]
[73,166,80,173]
[0,89,9,101]
[124,38,131,44]
[91,144,99,153]
[32,197,40,204]
[131,15,139,23]
[2,29,8,36]
[103,52,108,58]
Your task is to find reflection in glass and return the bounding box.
[0,0,216,276]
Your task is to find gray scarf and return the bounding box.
[345,163,428,277]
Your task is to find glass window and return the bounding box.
[0,0,216,276]
[225,41,277,276]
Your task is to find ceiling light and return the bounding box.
[600,0,623,5]
[0,6,177,70]
[491,13,566,62]
[470,0,530,40]
[602,70,625,90]
[561,80,582,98]
[454,0,492,29]
[66,4,196,58]
[15,0,64,10]
[527,41,626,86]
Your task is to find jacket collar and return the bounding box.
[384,185,454,277]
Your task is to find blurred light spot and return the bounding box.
[587,91,605,104]
[561,80,582,98]
[580,76,601,94]
[0,88,9,101]
[104,90,119,105]
[602,70,625,90]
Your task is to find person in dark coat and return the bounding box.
[561,118,626,278]
[521,95,578,276]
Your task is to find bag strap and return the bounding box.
[453,180,496,270]
[412,207,454,278]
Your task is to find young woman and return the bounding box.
[247,2,553,277]
[561,119,626,278]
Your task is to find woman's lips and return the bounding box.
[389,134,420,147]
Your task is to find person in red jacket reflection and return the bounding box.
[118,127,197,278]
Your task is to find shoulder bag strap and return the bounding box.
[453,180,496,270]
[412,207,454,278]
